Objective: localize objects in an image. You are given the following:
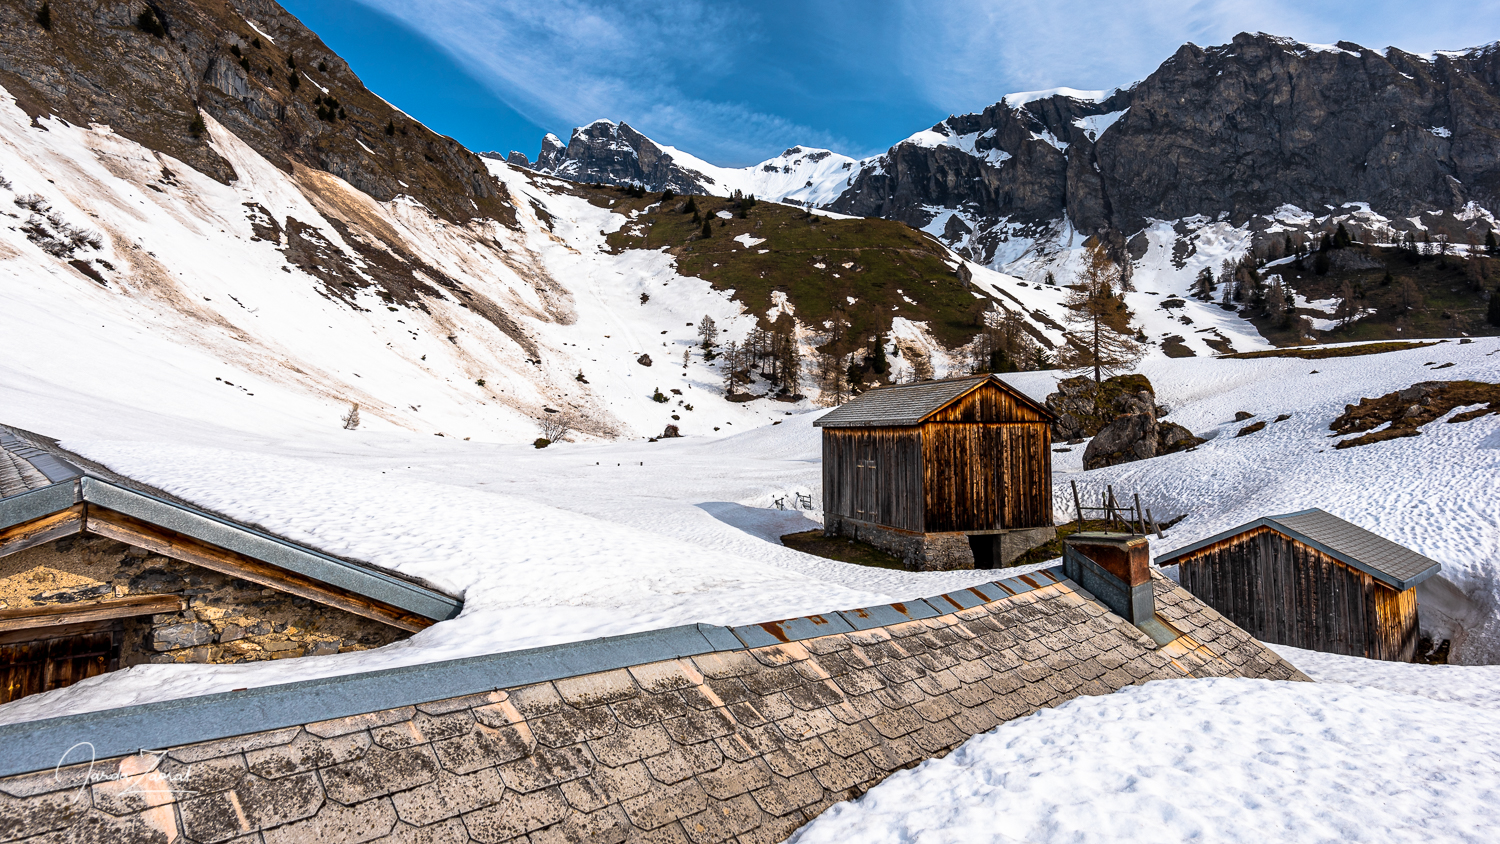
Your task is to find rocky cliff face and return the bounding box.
[536,33,1500,267]
[1096,35,1500,232]
[0,0,512,225]
[541,120,716,194]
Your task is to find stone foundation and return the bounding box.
[0,573,1306,843]
[0,535,406,668]
[824,517,1056,572]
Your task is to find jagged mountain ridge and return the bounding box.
[529,33,1500,271]
[505,120,860,208]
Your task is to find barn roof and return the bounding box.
[1155,508,1441,591]
[813,374,1053,428]
[0,425,462,624]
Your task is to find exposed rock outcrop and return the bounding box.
[0,0,513,225]
[1046,374,1157,441]
[1045,374,1205,469]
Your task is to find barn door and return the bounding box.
[1,620,121,705]
[854,447,878,522]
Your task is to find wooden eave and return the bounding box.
[0,478,462,633]
[1154,514,1441,592]
[913,376,1055,425]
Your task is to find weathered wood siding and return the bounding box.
[920,423,1052,533]
[821,427,924,531]
[1,619,119,704]
[923,381,1049,424]
[1176,527,1420,661]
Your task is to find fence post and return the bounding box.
[1071,480,1084,532]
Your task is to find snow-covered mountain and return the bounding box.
[530,34,1500,290]
[508,119,861,207]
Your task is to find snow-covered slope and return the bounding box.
[0,86,815,445]
[657,143,861,207]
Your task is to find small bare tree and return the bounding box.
[536,412,574,443]
[341,402,360,430]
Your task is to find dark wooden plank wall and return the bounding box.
[1176,528,1419,661]
[821,427,924,531]
[920,423,1052,533]
[1,620,120,704]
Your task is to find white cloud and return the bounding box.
[350,0,856,165]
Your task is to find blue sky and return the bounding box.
[283,0,1500,167]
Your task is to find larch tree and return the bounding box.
[696,315,718,348]
[1056,244,1143,383]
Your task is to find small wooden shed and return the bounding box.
[814,374,1055,571]
[1156,509,1441,662]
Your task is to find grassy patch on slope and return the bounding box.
[573,185,986,349]
[1253,246,1499,345]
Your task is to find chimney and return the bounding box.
[1062,532,1154,624]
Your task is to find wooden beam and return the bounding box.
[84,507,433,633]
[0,505,84,557]
[0,594,184,633]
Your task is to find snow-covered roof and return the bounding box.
[0,426,462,623]
[813,374,1052,429]
[1156,507,1441,590]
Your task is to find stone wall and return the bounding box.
[0,573,1306,844]
[0,535,405,667]
[824,517,1053,571]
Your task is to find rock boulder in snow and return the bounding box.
[1045,374,1156,441]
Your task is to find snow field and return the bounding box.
[789,677,1500,844]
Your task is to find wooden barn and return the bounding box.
[814,374,1055,571]
[1156,509,1441,662]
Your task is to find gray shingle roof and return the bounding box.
[0,431,82,498]
[814,375,1024,428]
[1156,508,1441,590]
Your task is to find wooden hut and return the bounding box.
[814,374,1055,571]
[1,426,461,704]
[1155,509,1440,661]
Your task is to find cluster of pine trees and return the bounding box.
[719,317,801,397]
[967,306,1050,374]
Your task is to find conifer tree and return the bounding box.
[869,333,888,374]
[696,315,718,348]
[1193,266,1215,299]
[683,196,697,214]
[1487,229,1498,256]
[35,2,51,30]
[1056,244,1142,382]
[1333,223,1352,249]
[701,219,711,239]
